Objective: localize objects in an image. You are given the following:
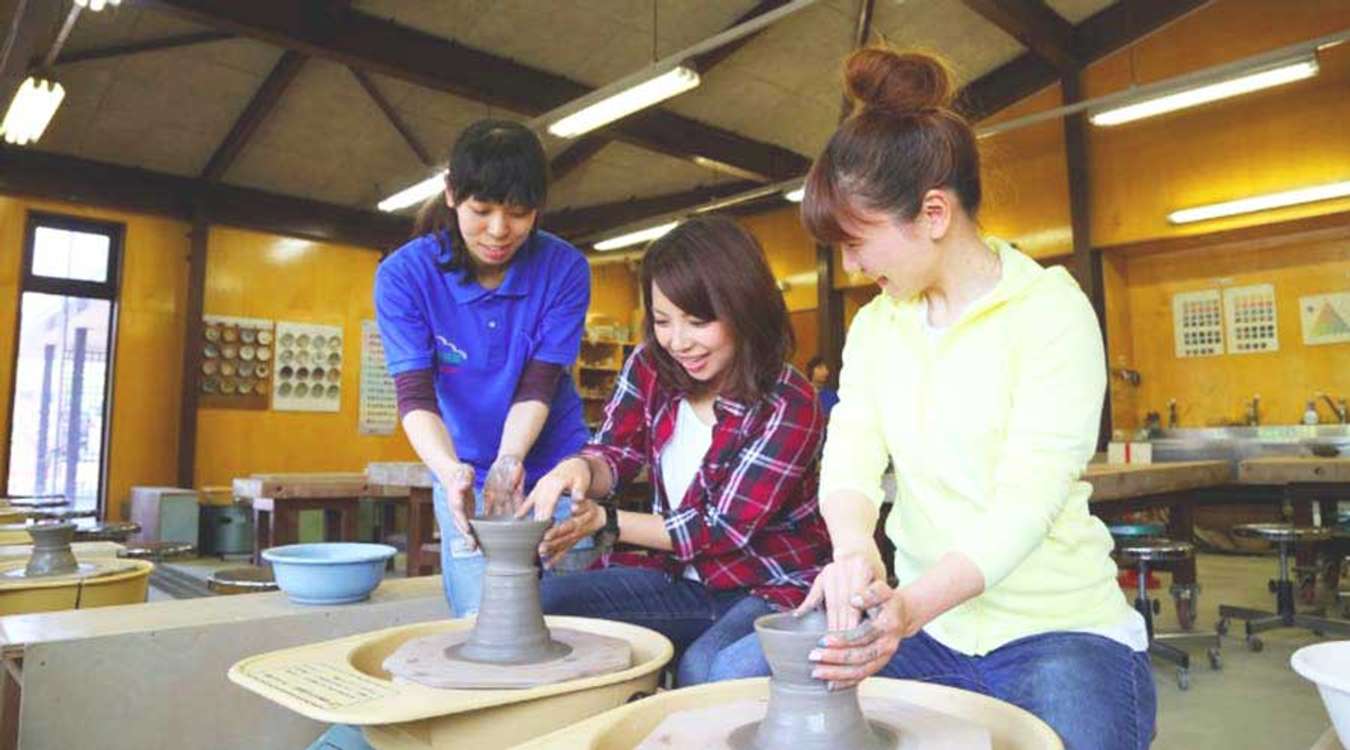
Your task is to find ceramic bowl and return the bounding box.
[240,328,257,344]
[312,367,325,382]
[238,362,255,377]
[280,333,294,348]
[296,367,310,380]
[1293,642,1350,747]
[238,377,256,392]
[222,327,239,343]
[257,330,273,345]
[278,382,293,397]
[297,350,311,366]
[295,383,310,398]
[202,377,219,394]
[278,349,293,364]
[327,367,340,383]
[279,366,294,380]
[328,335,341,349]
[255,381,269,396]
[239,345,255,361]
[203,343,219,359]
[220,361,237,377]
[255,364,271,378]
[261,543,397,605]
[327,352,341,366]
[220,378,237,395]
[201,361,218,376]
[326,385,340,398]
[256,347,271,362]
[221,344,238,360]
[311,386,325,399]
[297,334,311,348]
[204,326,221,342]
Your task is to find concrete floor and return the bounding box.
[148,552,1339,749]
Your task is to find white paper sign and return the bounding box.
[359,320,397,435]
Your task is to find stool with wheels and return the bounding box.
[1116,536,1222,690]
[1217,523,1350,652]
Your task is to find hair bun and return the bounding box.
[845,48,953,116]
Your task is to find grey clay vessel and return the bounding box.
[24,522,79,577]
[730,609,896,750]
[451,517,572,665]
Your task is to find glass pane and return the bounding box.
[6,292,112,511]
[31,225,110,282]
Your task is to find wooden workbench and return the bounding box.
[1086,460,1235,503]
[233,473,376,563]
[366,462,438,577]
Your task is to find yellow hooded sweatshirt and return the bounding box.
[819,237,1134,655]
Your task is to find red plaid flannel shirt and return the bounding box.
[582,343,832,609]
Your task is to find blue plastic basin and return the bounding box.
[261,543,397,605]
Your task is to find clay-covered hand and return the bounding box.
[482,454,525,517]
[538,497,604,568]
[517,456,592,521]
[795,549,887,632]
[436,462,477,549]
[806,580,916,690]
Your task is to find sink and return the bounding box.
[1150,425,1350,463]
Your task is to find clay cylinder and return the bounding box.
[25,522,79,577]
[749,611,892,750]
[454,518,570,665]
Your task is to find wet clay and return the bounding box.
[24,522,79,577]
[731,610,896,750]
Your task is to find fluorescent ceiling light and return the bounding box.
[783,187,804,203]
[0,76,65,147]
[74,0,121,9]
[1090,56,1318,126]
[1168,180,1350,224]
[377,170,447,213]
[593,221,679,251]
[548,66,700,139]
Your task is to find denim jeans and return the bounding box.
[432,484,592,617]
[538,566,775,686]
[723,627,1156,749]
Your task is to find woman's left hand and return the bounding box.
[538,498,604,567]
[807,580,918,690]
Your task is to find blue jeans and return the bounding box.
[432,485,592,617]
[538,566,775,686]
[722,628,1156,749]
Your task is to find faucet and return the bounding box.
[1318,393,1348,424]
[1246,394,1261,427]
[1167,398,1179,429]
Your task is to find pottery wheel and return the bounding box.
[635,696,992,750]
[383,626,632,690]
[0,560,138,586]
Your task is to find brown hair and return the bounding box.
[802,47,981,244]
[640,215,793,402]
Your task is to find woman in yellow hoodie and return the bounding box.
[786,48,1156,748]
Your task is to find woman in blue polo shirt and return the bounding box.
[374,119,591,616]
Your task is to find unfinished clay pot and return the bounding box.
[451,517,571,665]
[730,610,896,750]
[25,522,79,577]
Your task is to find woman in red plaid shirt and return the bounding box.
[520,215,831,686]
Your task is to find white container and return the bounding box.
[1291,641,1350,746]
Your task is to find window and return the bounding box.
[5,213,123,513]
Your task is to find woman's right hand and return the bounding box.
[436,462,477,548]
[517,456,592,521]
[796,548,887,633]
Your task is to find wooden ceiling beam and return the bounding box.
[54,31,235,66]
[0,0,63,104]
[348,66,432,167]
[199,49,306,182]
[957,0,1209,122]
[544,180,763,241]
[549,135,609,183]
[0,145,411,249]
[144,0,810,181]
[958,0,1077,73]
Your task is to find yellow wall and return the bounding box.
[979,86,1074,259]
[0,196,190,522]
[588,261,641,334]
[1109,227,1350,429]
[193,227,417,488]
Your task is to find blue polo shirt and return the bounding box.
[374,230,591,490]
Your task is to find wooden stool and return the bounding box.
[1218,523,1350,652]
[1116,537,1221,690]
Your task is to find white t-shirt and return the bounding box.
[660,398,714,582]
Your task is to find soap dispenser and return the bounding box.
[1304,401,1320,426]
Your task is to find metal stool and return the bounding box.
[1217,523,1350,651]
[73,521,141,543]
[118,540,195,562]
[1116,537,1222,690]
[207,566,278,595]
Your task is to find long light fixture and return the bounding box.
[593,221,679,251]
[74,0,121,9]
[1,76,65,146]
[377,170,447,213]
[548,66,700,139]
[1090,55,1319,126]
[1168,180,1350,224]
[783,187,805,202]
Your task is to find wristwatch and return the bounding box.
[598,502,620,546]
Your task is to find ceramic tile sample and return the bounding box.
[201,314,274,405]
[1224,283,1279,354]
[273,321,343,412]
[1172,289,1223,358]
